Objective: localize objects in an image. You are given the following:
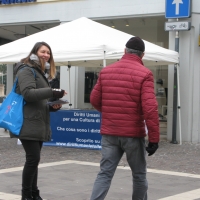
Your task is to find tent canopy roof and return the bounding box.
[0,17,179,67]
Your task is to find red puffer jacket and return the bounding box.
[90,53,159,143]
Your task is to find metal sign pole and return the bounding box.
[177,63,182,145]
[171,19,179,144]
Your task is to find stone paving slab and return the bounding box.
[1,161,200,200]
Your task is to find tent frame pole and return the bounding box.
[68,64,72,109]
[103,50,106,67]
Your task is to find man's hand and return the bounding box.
[146,142,158,156]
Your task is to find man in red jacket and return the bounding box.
[90,37,159,200]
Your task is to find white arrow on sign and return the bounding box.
[172,0,183,15]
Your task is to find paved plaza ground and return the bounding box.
[1,128,200,200]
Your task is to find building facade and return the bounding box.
[0,0,200,143]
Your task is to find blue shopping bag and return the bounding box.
[0,78,25,135]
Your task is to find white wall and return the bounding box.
[60,65,77,109]
[0,0,199,26]
[60,65,93,109]
[6,64,13,95]
[187,14,200,143]
[0,0,165,25]
[168,14,200,143]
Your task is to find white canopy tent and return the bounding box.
[0,17,179,67]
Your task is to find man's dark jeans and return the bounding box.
[20,139,43,197]
[90,135,148,200]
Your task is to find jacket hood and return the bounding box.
[14,61,42,76]
[14,62,25,75]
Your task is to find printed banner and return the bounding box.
[44,109,102,150]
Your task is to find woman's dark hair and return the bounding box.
[21,42,56,79]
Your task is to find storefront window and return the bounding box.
[151,66,168,134]
[84,72,98,103]
[0,64,7,97]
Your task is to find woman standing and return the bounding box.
[10,42,66,200]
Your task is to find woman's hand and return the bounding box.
[52,104,62,109]
[52,89,67,98]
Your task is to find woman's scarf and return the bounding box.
[30,54,51,81]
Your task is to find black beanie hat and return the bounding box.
[125,37,145,52]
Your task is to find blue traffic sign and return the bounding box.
[165,0,191,19]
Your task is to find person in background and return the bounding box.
[90,37,159,200]
[10,42,66,200]
[0,97,8,132]
[49,72,60,89]
[49,72,60,101]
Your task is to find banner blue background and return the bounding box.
[44,109,102,150]
[165,0,191,18]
